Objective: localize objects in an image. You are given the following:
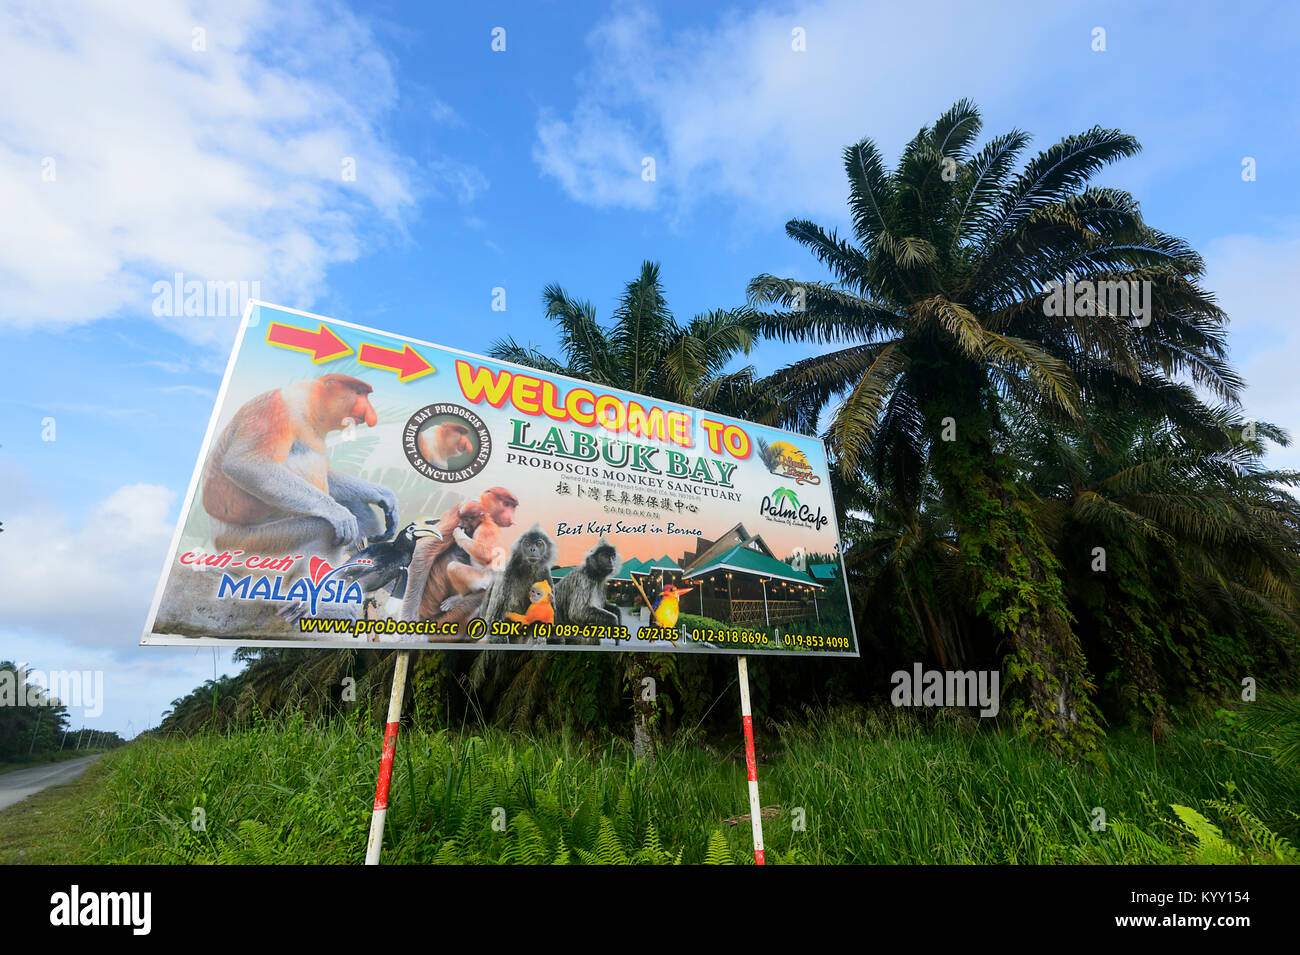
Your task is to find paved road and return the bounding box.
[0,755,101,811]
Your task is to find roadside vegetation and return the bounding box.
[0,755,115,864]
[0,703,1286,865]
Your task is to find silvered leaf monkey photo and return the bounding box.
[481,524,558,634]
[553,538,621,639]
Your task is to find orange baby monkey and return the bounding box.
[505,580,553,626]
[418,421,472,469]
[400,487,518,623]
[444,500,506,595]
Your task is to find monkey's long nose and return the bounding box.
[360,400,377,428]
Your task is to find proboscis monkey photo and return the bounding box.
[400,486,518,624]
[443,499,506,596]
[202,374,399,558]
[417,419,473,470]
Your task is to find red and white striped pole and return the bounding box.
[365,650,410,865]
[736,655,765,865]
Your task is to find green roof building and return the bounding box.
[809,563,839,581]
[675,523,824,627]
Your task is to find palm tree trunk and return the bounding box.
[927,392,1104,759]
[1125,639,1171,743]
[626,654,657,764]
[1102,616,1171,742]
[963,472,1102,756]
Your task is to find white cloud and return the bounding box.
[0,0,431,347]
[1203,229,1300,474]
[429,157,490,205]
[0,463,177,648]
[429,96,462,126]
[132,359,193,374]
[158,384,217,399]
[532,0,1052,222]
[536,104,659,210]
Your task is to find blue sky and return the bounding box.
[2,0,1298,735]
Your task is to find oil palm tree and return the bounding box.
[1014,403,1300,738]
[846,475,972,673]
[493,260,772,423]
[485,261,767,755]
[750,100,1240,757]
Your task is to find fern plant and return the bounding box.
[1234,694,1300,768]
[1170,805,1241,864]
[704,829,735,865]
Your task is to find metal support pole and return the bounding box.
[736,656,765,865]
[365,650,410,865]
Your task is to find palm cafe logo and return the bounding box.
[759,486,829,531]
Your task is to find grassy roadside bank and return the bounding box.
[0,754,117,864]
[2,707,1296,864]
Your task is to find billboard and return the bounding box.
[142,302,857,657]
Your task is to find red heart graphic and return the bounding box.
[308,557,333,584]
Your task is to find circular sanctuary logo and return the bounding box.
[404,403,491,482]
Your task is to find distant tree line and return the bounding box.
[0,662,125,762]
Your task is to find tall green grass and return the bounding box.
[84,706,1297,864]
